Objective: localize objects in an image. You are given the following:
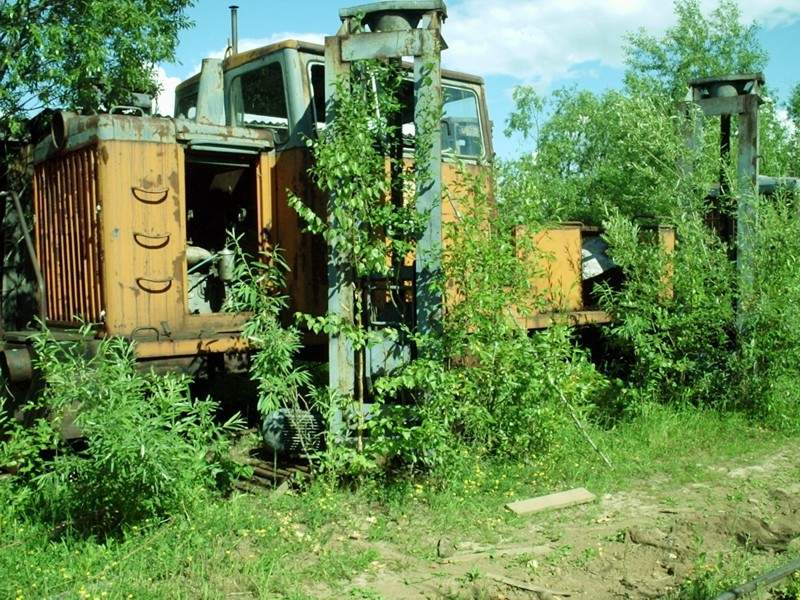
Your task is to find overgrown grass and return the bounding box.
[1,404,791,599]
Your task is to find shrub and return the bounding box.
[374,166,607,467]
[1,325,244,535]
[737,191,800,428]
[597,209,735,408]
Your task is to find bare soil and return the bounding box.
[332,444,800,599]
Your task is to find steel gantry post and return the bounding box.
[325,1,447,398]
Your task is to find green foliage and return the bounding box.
[503,85,545,143]
[738,192,800,428]
[498,0,800,428]
[289,62,423,284]
[375,167,606,465]
[288,60,428,457]
[789,84,800,130]
[624,0,767,102]
[0,0,194,137]
[597,211,735,407]
[0,324,243,535]
[517,88,708,222]
[223,236,311,419]
[759,96,800,177]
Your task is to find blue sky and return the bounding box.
[157,0,800,158]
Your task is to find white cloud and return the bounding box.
[154,66,182,117]
[442,0,800,85]
[740,1,800,28]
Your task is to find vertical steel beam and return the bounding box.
[737,94,759,300]
[325,3,447,397]
[414,19,443,335]
[325,31,355,403]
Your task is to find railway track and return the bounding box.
[233,453,312,494]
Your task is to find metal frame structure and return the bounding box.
[324,0,447,396]
[689,73,762,286]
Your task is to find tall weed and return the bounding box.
[376,166,606,465]
[598,210,735,408]
[1,325,244,535]
[738,191,800,428]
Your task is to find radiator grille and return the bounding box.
[33,147,103,324]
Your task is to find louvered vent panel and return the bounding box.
[33,147,103,324]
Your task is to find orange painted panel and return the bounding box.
[97,140,185,336]
[520,225,583,313]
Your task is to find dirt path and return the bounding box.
[337,444,800,599]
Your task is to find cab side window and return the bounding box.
[310,63,326,124]
[233,62,289,143]
[176,92,197,119]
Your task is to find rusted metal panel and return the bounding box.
[696,96,748,117]
[526,225,583,313]
[33,113,273,165]
[413,12,445,336]
[132,334,249,359]
[508,225,584,331]
[659,226,676,300]
[256,152,275,249]
[272,147,328,320]
[341,29,437,61]
[195,59,226,126]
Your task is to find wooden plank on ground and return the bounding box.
[505,487,596,516]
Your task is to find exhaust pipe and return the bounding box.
[229,5,239,56]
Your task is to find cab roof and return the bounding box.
[175,39,485,94]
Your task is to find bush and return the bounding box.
[597,210,736,408]
[373,166,607,467]
[1,325,244,535]
[738,192,800,428]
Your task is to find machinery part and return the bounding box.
[229,5,239,56]
[261,408,322,456]
[1,347,33,383]
[326,0,447,399]
[131,186,169,204]
[688,73,762,306]
[339,1,447,31]
[186,245,213,267]
[134,231,171,249]
[196,58,226,126]
[581,236,616,280]
[135,277,174,294]
[0,190,46,322]
[217,248,236,282]
[50,111,78,150]
[713,557,800,600]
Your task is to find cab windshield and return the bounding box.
[309,63,484,159]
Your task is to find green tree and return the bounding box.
[788,83,800,130]
[624,0,767,102]
[521,87,704,222]
[0,0,195,139]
